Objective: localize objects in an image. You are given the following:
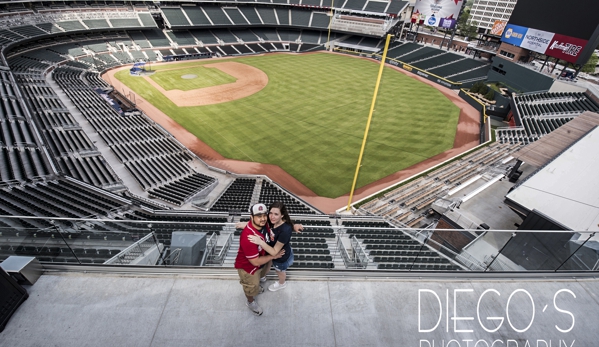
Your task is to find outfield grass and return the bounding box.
[149,65,237,91]
[115,53,460,198]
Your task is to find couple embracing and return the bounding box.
[234,201,300,316]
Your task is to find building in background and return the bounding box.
[469,0,518,33]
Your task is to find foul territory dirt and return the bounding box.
[102,52,481,213]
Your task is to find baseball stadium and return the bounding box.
[1,0,599,345]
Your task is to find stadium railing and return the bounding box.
[2,215,597,273]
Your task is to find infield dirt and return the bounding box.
[143,61,268,106]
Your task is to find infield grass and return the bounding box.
[115,53,460,198]
[149,65,237,91]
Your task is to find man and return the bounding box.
[234,203,284,316]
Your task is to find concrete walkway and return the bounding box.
[1,272,598,347]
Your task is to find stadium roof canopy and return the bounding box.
[506,124,599,232]
[513,112,599,167]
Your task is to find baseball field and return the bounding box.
[114,53,460,198]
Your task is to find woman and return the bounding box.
[248,201,294,291]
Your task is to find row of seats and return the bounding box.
[0,178,130,229]
[51,66,217,205]
[0,72,51,184]
[210,178,256,212]
[291,261,334,269]
[382,42,490,83]
[13,72,122,189]
[373,256,450,264]
[498,91,599,145]
[259,180,316,215]
[148,173,216,206]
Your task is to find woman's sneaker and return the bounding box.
[246,300,263,316]
[268,281,287,292]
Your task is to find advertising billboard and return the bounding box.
[501,24,528,47]
[412,0,463,28]
[508,0,599,41]
[545,34,589,63]
[501,26,593,64]
[439,18,457,30]
[490,20,507,37]
[503,0,599,65]
[519,28,554,54]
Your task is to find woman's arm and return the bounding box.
[247,235,285,256]
[237,221,303,233]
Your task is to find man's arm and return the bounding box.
[248,250,284,266]
[248,235,285,256]
[236,221,303,233]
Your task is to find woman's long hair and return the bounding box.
[269,201,294,228]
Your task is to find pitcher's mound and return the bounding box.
[181,74,197,79]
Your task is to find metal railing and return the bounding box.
[1,215,599,273]
[350,236,369,269]
[200,233,218,266]
[206,233,233,266]
[336,236,353,268]
[104,232,159,265]
[158,248,182,266]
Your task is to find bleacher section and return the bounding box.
[497,91,599,144]
[50,66,217,206]
[0,3,482,273]
[258,181,317,215]
[290,219,335,269]
[11,67,120,190]
[360,142,522,228]
[342,220,459,271]
[210,178,255,213]
[0,71,52,183]
[0,178,129,232]
[378,42,490,83]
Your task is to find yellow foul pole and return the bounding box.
[326,0,334,48]
[346,34,393,211]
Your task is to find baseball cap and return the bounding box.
[250,203,268,216]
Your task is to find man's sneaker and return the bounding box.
[268,281,287,292]
[260,276,267,283]
[257,285,264,295]
[246,300,263,316]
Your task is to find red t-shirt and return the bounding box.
[234,222,269,275]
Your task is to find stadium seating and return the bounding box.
[342,220,459,271]
[379,41,490,83]
[359,140,522,231]
[210,178,256,213]
[259,181,316,215]
[498,91,599,144]
[0,1,468,273]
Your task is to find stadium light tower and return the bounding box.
[346,34,393,211]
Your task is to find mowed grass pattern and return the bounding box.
[149,65,237,91]
[115,53,460,198]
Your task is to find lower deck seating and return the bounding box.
[259,181,316,215]
[210,178,255,212]
[498,91,599,144]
